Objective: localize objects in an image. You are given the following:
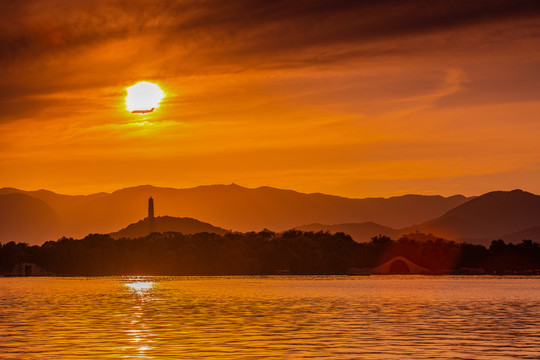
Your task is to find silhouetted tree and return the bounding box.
[1,232,539,276]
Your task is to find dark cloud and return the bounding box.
[2,0,539,64]
[436,60,540,108]
[1,0,540,122]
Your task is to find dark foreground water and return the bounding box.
[0,276,539,359]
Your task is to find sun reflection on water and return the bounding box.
[2,277,539,359]
[121,278,158,358]
[125,281,154,292]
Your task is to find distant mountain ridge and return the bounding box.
[299,189,540,246]
[5,186,540,246]
[0,184,471,244]
[417,189,540,243]
[295,222,400,243]
[0,193,62,244]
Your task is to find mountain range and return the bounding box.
[298,190,540,245]
[0,185,538,246]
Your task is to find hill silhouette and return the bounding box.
[0,193,61,244]
[111,216,228,239]
[294,190,540,245]
[416,189,540,244]
[491,225,540,244]
[5,186,540,245]
[0,184,470,244]
[295,222,400,243]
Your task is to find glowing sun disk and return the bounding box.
[125,82,165,113]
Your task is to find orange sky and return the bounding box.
[1,0,540,198]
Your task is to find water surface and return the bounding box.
[1,276,539,359]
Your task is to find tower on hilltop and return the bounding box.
[148,197,154,219]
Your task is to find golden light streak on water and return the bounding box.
[0,276,539,359]
[124,280,154,292]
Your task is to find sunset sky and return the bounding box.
[1,0,540,198]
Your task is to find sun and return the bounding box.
[125,81,165,114]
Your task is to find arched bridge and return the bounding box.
[372,256,431,274]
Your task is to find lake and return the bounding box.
[0,276,539,359]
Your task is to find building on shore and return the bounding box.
[10,255,49,276]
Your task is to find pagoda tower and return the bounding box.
[148,197,154,219]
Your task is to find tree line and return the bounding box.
[1,231,539,276]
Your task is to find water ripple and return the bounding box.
[0,276,539,359]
